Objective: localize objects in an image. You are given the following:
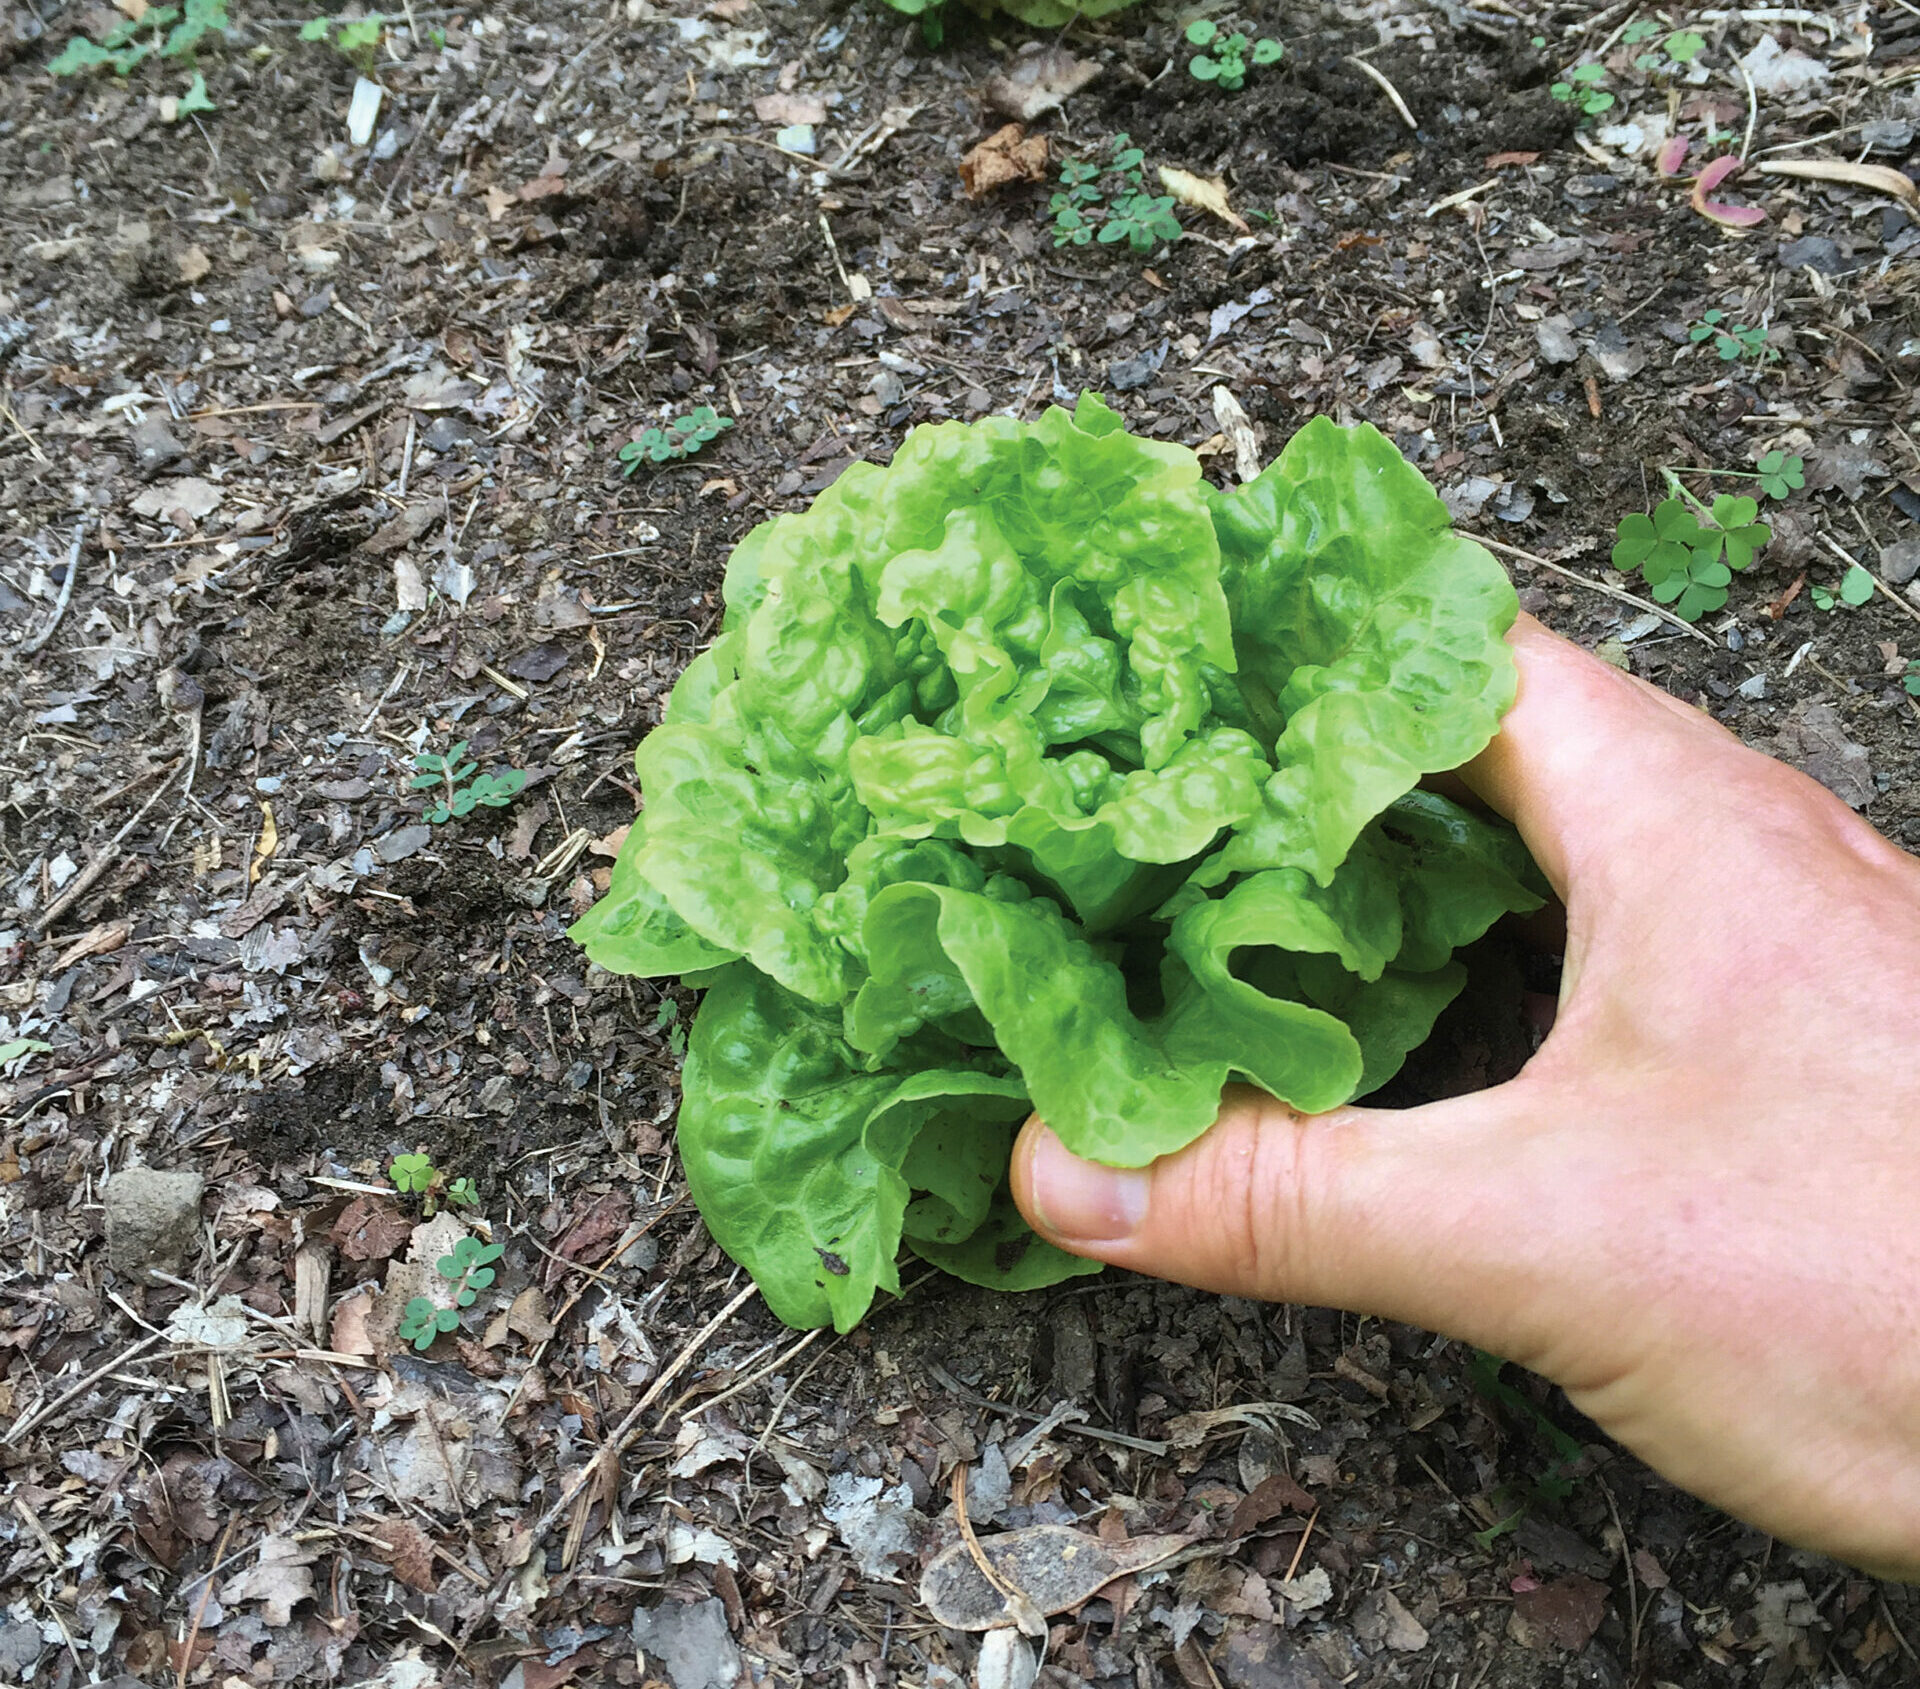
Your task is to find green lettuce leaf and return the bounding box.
[1203,418,1519,886]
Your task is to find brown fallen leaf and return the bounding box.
[329,1287,376,1357]
[920,1526,1211,1630]
[331,1195,413,1263]
[1510,1574,1609,1652]
[959,124,1048,199]
[1486,149,1541,168]
[1158,166,1249,234]
[367,1517,439,1593]
[985,47,1100,122]
[1229,1472,1316,1539]
[1757,158,1918,208]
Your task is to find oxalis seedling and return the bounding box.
[1690,308,1774,365]
[1610,455,1799,622]
[1050,134,1181,253]
[571,394,1545,1331]
[1184,19,1282,90]
[1904,659,1920,698]
[409,740,528,823]
[300,12,387,76]
[397,1235,503,1352]
[618,406,732,473]
[1624,18,1706,74]
[1809,565,1875,613]
[388,1152,480,1216]
[1550,62,1613,116]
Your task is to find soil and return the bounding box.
[4,1,1920,1686]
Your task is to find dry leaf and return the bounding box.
[754,92,827,125]
[331,1195,413,1263]
[505,1285,558,1344]
[1757,158,1918,207]
[330,1288,376,1356]
[920,1527,1208,1630]
[176,244,211,283]
[1486,149,1540,168]
[959,125,1048,199]
[1158,166,1249,234]
[368,1518,439,1593]
[222,1535,318,1626]
[250,800,278,885]
[984,47,1100,122]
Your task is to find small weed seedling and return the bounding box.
[1904,659,1920,697]
[1690,308,1773,365]
[1550,62,1613,117]
[653,996,687,1057]
[1612,489,1770,622]
[51,0,227,78]
[1624,19,1706,73]
[389,1153,481,1216]
[1051,134,1181,253]
[1809,565,1875,613]
[1184,19,1282,91]
[1466,1351,1586,1546]
[397,1234,503,1351]
[409,740,528,823]
[618,406,732,473]
[300,12,387,76]
[1754,449,1805,500]
[389,1152,436,1198]
[0,1038,52,1068]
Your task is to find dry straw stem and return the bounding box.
[1477,537,1718,646]
[1756,159,1920,209]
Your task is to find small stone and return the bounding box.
[1880,537,1920,587]
[1777,235,1845,275]
[129,413,186,475]
[105,1167,206,1283]
[631,1598,740,1689]
[0,1619,42,1679]
[1535,316,1578,365]
[374,824,433,864]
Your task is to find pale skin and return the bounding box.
[1012,614,1920,1581]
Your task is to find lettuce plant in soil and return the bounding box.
[574,396,1543,1330]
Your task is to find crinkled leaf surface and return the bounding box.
[577,398,1532,1328]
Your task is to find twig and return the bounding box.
[1737,58,1758,163]
[19,523,84,657]
[1282,1506,1321,1582]
[1820,534,1920,630]
[1347,56,1418,130]
[32,762,186,936]
[1476,536,1718,645]
[4,1331,167,1443]
[953,1466,1047,1638]
[0,390,48,463]
[177,1516,238,1689]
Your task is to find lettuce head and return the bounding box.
[574,396,1541,1330]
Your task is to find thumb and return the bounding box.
[1011,1083,1567,1362]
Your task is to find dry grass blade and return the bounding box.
[1756,159,1919,208]
[951,1466,1047,1639]
[1477,537,1718,646]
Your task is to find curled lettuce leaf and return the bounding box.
[577,397,1534,1329]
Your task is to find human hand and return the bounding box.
[1011,613,1920,1579]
